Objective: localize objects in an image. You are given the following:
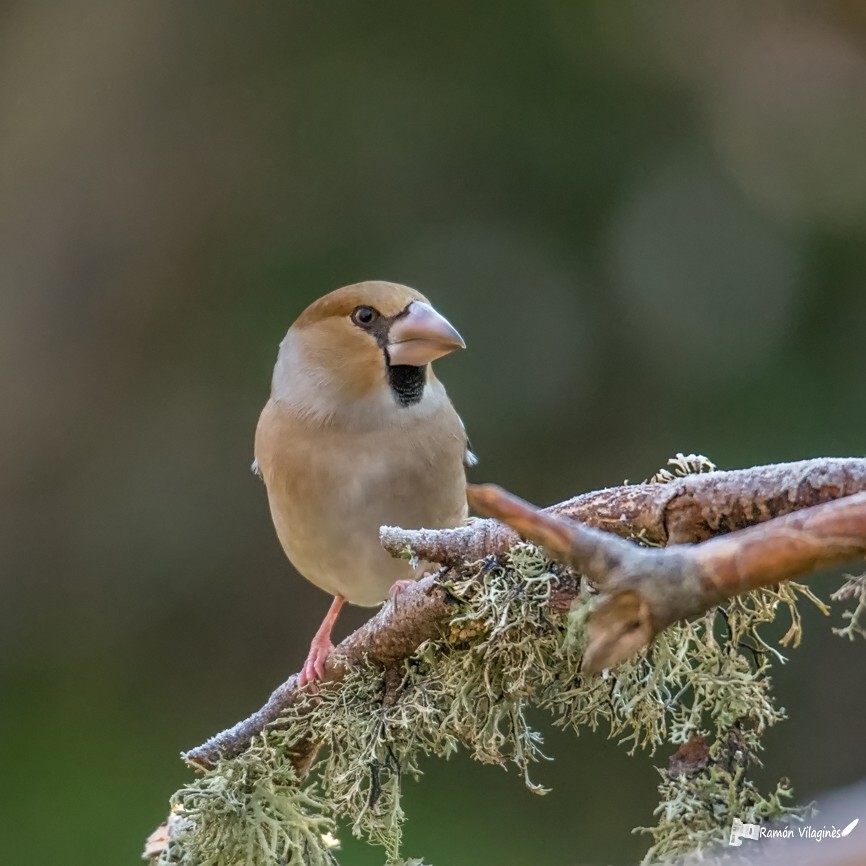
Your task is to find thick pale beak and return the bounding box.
[386,301,465,366]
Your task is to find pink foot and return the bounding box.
[299,635,335,687]
[389,578,415,608]
[298,595,345,688]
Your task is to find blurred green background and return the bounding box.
[2,2,865,864]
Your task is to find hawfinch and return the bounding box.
[254,281,474,685]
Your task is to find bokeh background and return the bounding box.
[2,2,865,864]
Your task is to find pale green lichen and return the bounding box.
[158,734,338,866]
[637,728,809,865]
[647,453,717,484]
[155,455,852,866]
[831,573,866,642]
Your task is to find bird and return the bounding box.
[253,281,475,686]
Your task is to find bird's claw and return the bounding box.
[299,636,335,688]
[388,578,415,610]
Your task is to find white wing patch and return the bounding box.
[460,415,478,467]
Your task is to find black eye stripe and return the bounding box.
[350,303,407,348]
[349,301,423,357]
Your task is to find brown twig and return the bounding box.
[380,457,866,561]
[182,457,866,768]
[467,484,866,671]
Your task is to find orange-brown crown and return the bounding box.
[293,281,429,330]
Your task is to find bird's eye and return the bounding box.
[351,306,378,328]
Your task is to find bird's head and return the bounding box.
[272,281,465,422]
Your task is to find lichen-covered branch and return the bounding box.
[185,574,455,770]
[467,484,866,671]
[186,457,866,768]
[152,456,866,865]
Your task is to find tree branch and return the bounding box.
[183,457,866,770]
[467,484,866,671]
[380,457,866,561]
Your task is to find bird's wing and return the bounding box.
[461,417,478,467]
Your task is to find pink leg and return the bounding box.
[299,595,345,687]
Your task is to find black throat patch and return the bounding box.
[387,363,426,407]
